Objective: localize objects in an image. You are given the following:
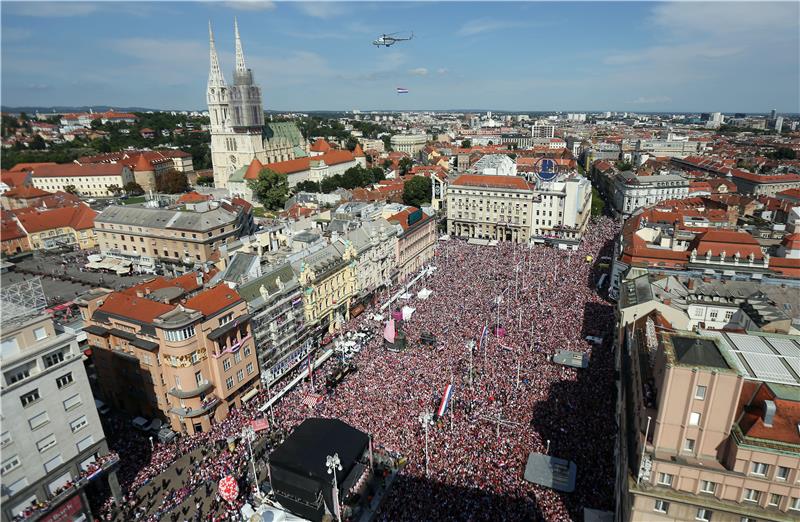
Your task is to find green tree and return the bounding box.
[382,159,392,170]
[345,137,358,152]
[591,187,605,217]
[196,175,214,187]
[247,168,288,210]
[295,180,321,193]
[123,182,144,196]
[107,184,122,196]
[64,185,78,195]
[156,170,190,194]
[381,135,392,151]
[403,176,432,208]
[29,135,47,150]
[461,139,471,148]
[615,160,633,171]
[398,157,413,176]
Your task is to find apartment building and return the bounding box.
[76,275,260,435]
[12,204,98,251]
[342,218,400,300]
[297,242,358,337]
[390,134,428,154]
[616,309,800,522]
[94,200,255,273]
[388,207,437,282]
[30,163,135,198]
[237,263,308,383]
[729,170,800,197]
[1,296,119,522]
[611,171,691,217]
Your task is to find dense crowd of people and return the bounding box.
[90,216,619,522]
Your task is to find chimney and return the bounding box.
[196,272,203,287]
[136,290,144,298]
[763,400,776,427]
[145,287,151,295]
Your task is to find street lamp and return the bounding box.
[241,426,263,500]
[418,411,434,477]
[325,453,343,522]
[148,436,154,452]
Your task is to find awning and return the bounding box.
[241,388,259,403]
[207,314,252,341]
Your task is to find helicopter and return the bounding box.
[372,31,414,47]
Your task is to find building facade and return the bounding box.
[30,163,135,198]
[77,277,261,435]
[390,134,428,154]
[388,207,437,282]
[611,171,691,216]
[297,242,358,336]
[94,201,254,273]
[1,309,119,522]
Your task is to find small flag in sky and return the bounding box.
[396,87,409,94]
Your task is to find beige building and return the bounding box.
[617,309,800,522]
[77,274,260,435]
[30,163,135,197]
[297,242,358,336]
[388,207,437,282]
[390,134,427,154]
[94,201,255,273]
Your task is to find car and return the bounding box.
[131,417,151,431]
[94,399,111,416]
[157,427,178,444]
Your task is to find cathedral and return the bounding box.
[207,20,306,188]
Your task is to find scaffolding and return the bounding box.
[1,277,47,325]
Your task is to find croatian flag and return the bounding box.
[396,87,409,94]
[478,323,488,351]
[437,384,454,417]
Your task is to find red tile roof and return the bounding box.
[122,270,217,298]
[0,210,27,241]
[30,163,128,178]
[13,204,97,233]
[353,144,365,157]
[176,191,212,204]
[252,150,356,178]
[9,162,57,172]
[134,154,153,172]
[693,229,763,259]
[245,158,263,180]
[738,384,800,445]
[451,174,531,190]
[310,138,332,153]
[97,292,174,324]
[1,170,30,188]
[388,206,432,232]
[776,188,800,201]
[185,284,242,317]
[3,185,50,199]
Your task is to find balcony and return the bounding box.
[168,380,214,399]
[169,394,220,418]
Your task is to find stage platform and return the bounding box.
[523,453,577,493]
[552,350,589,369]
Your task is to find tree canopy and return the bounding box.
[248,168,288,210]
[155,170,190,194]
[403,176,432,208]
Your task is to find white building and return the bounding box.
[531,123,555,139]
[566,113,587,122]
[470,154,517,177]
[635,138,702,162]
[390,134,427,154]
[30,163,134,197]
[1,293,120,522]
[611,171,690,216]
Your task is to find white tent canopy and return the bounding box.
[401,306,416,321]
[417,288,432,300]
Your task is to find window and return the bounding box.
[696,508,712,521]
[36,434,57,453]
[684,438,695,452]
[790,497,800,511]
[219,313,234,326]
[724,310,734,321]
[1,431,11,447]
[776,465,789,480]
[700,480,716,494]
[234,352,241,364]
[743,489,761,503]
[246,362,254,375]
[709,310,719,320]
[21,389,40,407]
[223,358,232,371]
[236,369,244,382]
[191,352,200,364]
[165,326,195,342]
[70,416,88,433]
[76,435,94,452]
[44,454,63,473]
[751,462,768,476]
[244,346,251,357]
[29,412,49,430]
[56,372,74,389]
[769,493,782,507]
[195,371,203,386]
[6,367,31,384]
[657,472,673,486]
[2,455,21,474]
[654,500,669,513]
[226,377,234,390]
[63,393,82,411]
[695,385,707,400]
[33,327,48,341]
[43,350,65,368]
[689,412,701,425]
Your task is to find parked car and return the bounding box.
[94,399,111,416]
[131,417,152,431]
[157,427,178,444]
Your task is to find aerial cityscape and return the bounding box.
[0,1,799,522]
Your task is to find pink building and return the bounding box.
[387,206,436,283]
[618,310,800,521]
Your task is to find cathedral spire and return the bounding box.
[234,17,247,74]
[208,20,226,88]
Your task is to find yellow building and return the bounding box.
[298,241,358,335]
[13,204,98,251]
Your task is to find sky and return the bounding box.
[2,1,798,113]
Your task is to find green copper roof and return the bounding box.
[293,145,308,158]
[228,164,248,183]
[264,122,305,147]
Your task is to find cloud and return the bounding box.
[650,1,798,38]
[408,67,428,77]
[436,68,448,75]
[628,96,672,105]
[225,1,276,11]
[457,18,533,36]
[295,2,346,19]
[4,2,99,17]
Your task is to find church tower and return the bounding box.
[207,20,266,188]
